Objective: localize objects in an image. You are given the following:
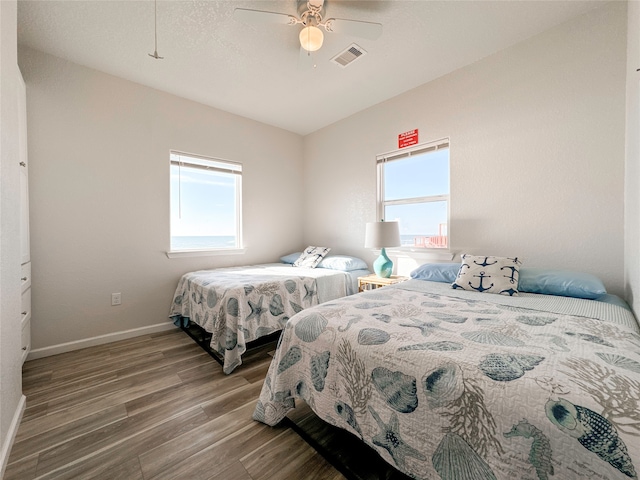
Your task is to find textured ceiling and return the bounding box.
[17,0,606,135]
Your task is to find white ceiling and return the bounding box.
[17,0,607,135]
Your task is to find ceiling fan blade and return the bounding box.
[233,8,299,26]
[323,18,382,40]
[308,0,325,11]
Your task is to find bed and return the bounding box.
[169,253,369,374]
[254,259,640,480]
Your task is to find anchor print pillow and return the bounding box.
[452,254,522,296]
[293,246,331,269]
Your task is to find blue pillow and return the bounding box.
[280,253,369,272]
[518,268,606,299]
[318,255,369,272]
[593,293,631,310]
[280,252,302,264]
[411,263,607,300]
[410,263,460,283]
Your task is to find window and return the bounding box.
[170,151,242,252]
[377,138,449,249]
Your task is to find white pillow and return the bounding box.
[293,246,331,269]
[452,254,522,296]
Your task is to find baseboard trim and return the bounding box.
[27,322,178,360]
[0,394,26,478]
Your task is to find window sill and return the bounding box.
[385,247,456,261]
[166,248,246,259]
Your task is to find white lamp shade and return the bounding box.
[364,221,401,249]
[299,25,324,52]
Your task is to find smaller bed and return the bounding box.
[169,252,369,374]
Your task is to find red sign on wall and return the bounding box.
[398,129,419,149]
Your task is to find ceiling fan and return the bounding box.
[234,0,383,53]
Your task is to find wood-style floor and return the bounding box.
[5,329,346,480]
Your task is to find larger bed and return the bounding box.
[170,260,369,373]
[254,267,640,479]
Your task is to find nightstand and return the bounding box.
[358,274,408,292]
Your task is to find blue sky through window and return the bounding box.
[382,147,449,246]
[385,201,448,237]
[384,149,449,201]
[170,165,237,237]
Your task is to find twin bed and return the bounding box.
[252,258,640,480]
[169,252,369,373]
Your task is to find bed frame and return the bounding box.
[285,401,413,480]
[178,319,281,369]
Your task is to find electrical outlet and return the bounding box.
[111,293,122,306]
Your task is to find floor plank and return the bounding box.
[35,408,209,480]
[6,328,350,480]
[9,404,128,461]
[15,372,183,443]
[241,428,346,480]
[138,401,260,478]
[206,460,253,480]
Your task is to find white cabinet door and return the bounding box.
[21,286,31,363]
[18,67,31,363]
[21,316,31,364]
[18,69,30,266]
[21,261,31,293]
[20,163,30,265]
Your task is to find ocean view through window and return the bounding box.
[170,152,242,251]
[376,139,450,249]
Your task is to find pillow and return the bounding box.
[280,252,302,264]
[593,293,629,310]
[452,254,522,296]
[518,268,606,299]
[410,263,460,283]
[318,255,369,272]
[293,246,331,268]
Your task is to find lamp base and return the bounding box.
[373,248,393,278]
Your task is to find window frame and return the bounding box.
[376,138,450,252]
[167,150,244,258]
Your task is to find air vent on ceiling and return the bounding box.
[330,44,367,68]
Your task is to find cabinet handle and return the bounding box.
[19,161,26,167]
[22,346,27,351]
[21,311,27,315]
[21,277,27,281]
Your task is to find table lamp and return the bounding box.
[365,220,401,278]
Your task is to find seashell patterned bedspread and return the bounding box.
[254,280,640,480]
[170,266,320,374]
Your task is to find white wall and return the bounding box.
[13,1,633,357]
[625,1,640,313]
[0,0,26,474]
[17,46,305,352]
[303,2,628,297]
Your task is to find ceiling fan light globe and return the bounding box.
[299,26,324,52]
